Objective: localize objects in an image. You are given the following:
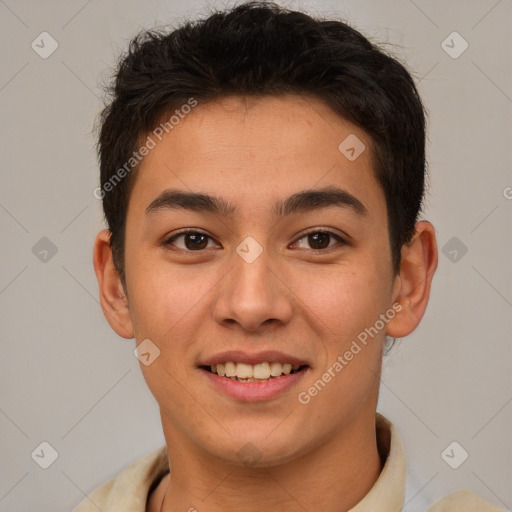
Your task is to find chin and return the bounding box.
[205,422,308,468]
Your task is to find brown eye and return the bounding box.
[307,232,330,249]
[183,233,209,250]
[294,231,345,251]
[164,231,219,251]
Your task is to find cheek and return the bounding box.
[126,252,208,339]
[293,268,386,430]
[289,262,388,341]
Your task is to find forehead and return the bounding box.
[128,94,386,224]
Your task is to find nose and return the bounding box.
[212,244,294,333]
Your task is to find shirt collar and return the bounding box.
[348,413,406,512]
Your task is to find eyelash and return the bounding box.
[162,229,347,253]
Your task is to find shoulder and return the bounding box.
[426,490,504,512]
[72,477,115,511]
[72,446,169,512]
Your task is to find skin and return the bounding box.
[93,94,438,512]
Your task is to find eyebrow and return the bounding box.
[145,186,368,219]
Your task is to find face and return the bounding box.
[121,94,400,466]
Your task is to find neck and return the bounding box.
[154,408,383,512]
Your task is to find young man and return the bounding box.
[79,2,502,511]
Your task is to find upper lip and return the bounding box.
[199,350,309,367]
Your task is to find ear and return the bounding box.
[93,229,134,339]
[386,221,438,338]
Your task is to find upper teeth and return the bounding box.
[211,362,301,380]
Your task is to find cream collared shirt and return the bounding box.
[73,414,502,512]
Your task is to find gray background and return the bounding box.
[0,0,511,511]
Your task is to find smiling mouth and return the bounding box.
[202,362,308,382]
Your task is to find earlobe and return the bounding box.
[386,221,438,338]
[93,229,134,339]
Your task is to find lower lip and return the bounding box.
[201,368,309,402]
